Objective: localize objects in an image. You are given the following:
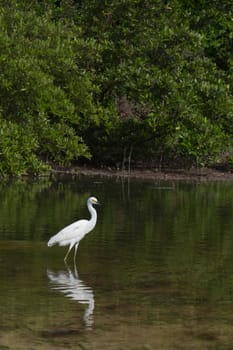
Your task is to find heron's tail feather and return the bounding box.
[47,236,57,247]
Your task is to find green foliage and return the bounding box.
[0,0,233,175]
[0,117,47,176]
[0,1,94,175]
[74,0,233,168]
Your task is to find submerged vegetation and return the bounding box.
[0,0,233,175]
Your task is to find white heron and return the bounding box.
[47,196,100,262]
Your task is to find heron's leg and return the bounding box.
[73,261,79,278]
[73,242,79,263]
[64,243,74,263]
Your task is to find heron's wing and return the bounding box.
[48,219,88,246]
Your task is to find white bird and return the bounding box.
[48,196,100,262]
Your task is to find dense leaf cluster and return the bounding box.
[0,0,233,175]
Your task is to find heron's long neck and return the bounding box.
[88,203,97,227]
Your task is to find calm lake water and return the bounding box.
[0,174,233,350]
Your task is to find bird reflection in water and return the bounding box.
[47,264,94,330]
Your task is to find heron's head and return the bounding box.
[88,196,100,205]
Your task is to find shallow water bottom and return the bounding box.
[2,318,233,350]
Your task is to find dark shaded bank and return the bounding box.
[51,166,233,182]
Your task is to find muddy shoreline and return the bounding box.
[51,166,233,181]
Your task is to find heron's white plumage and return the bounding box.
[47,196,100,262]
[48,220,88,247]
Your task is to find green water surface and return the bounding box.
[0,175,233,350]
